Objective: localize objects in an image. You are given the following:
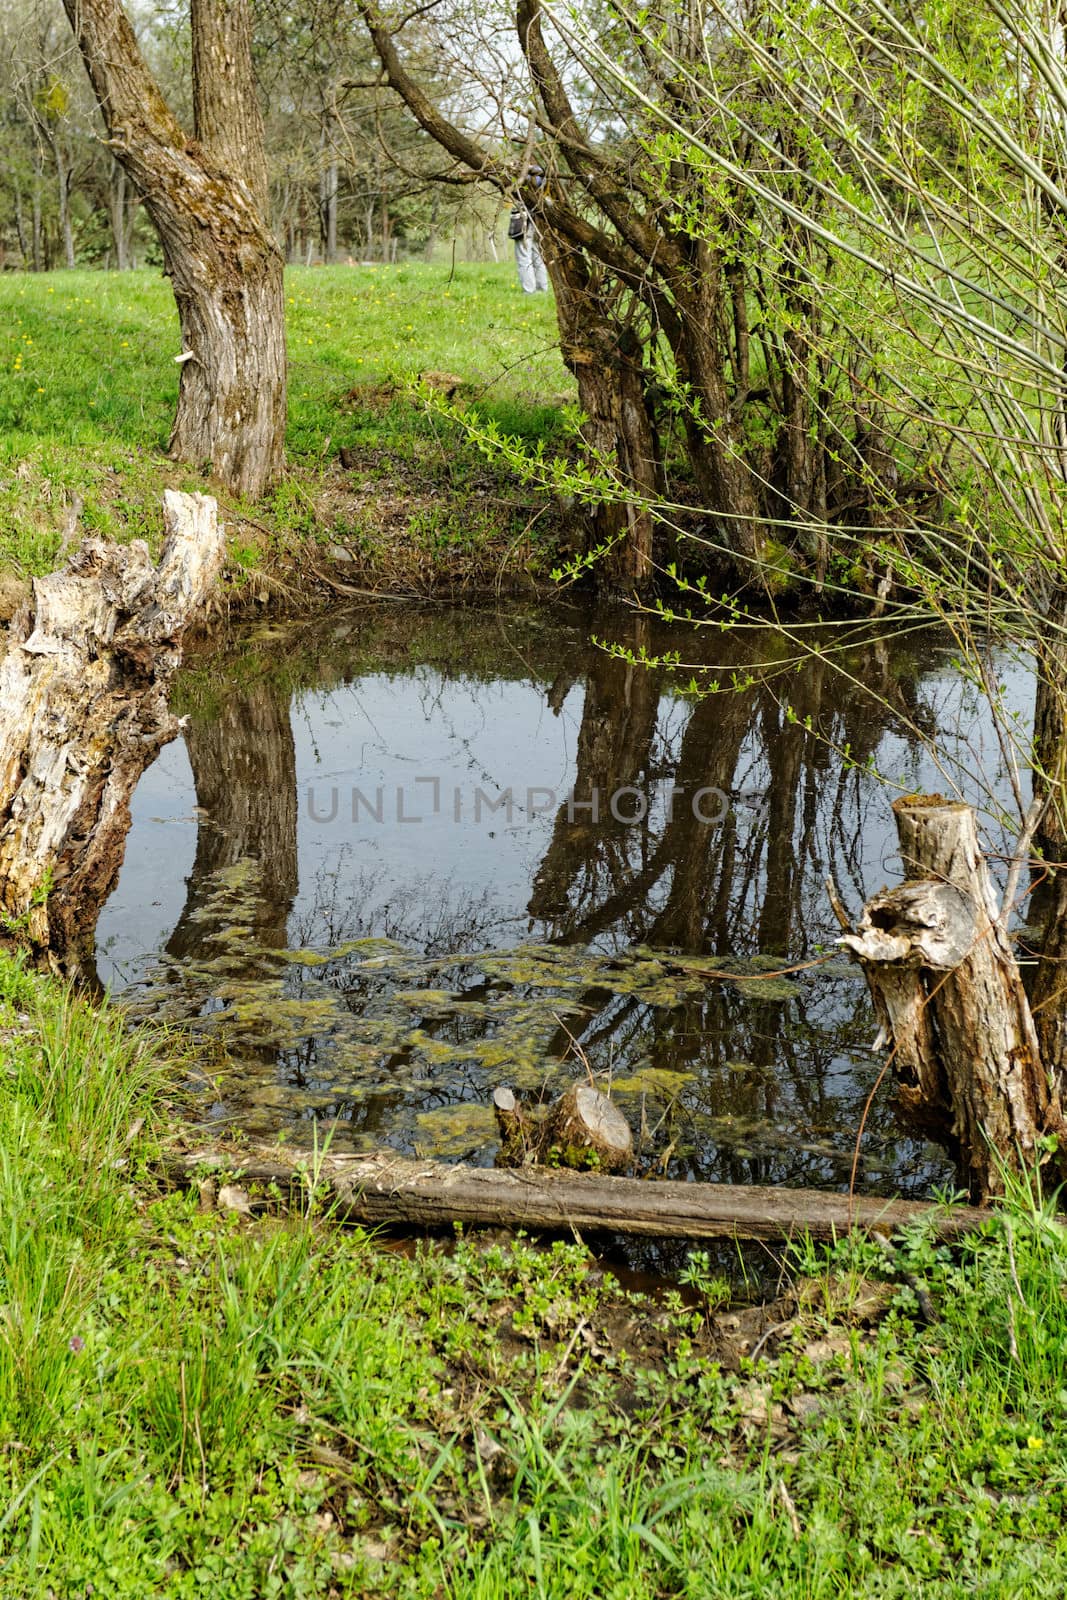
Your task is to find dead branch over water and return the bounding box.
[163,1145,991,1243]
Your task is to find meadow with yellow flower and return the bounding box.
[0,261,572,601]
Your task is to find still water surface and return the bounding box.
[96,604,1032,1199]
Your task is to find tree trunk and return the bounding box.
[1031,866,1067,1086]
[548,243,658,591]
[60,0,286,498]
[106,156,140,270]
[1033,579,1067,854]
[0,493,225,975]
[319,112,338,263]
[31,146,43,271]
[109,160,128,270]
[125,187,140,268]
[837,796,1064,1200]
[166,240,286,494]
[13,180,29,266]
[1028,580,1067,1081]
[190,0,269,207]
[46,134,76,268]
[662,260,766,570]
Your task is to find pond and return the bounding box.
[97,602,1032,1200]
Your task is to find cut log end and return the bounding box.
[550,1084,634,1171]
[494,1081,634,1172]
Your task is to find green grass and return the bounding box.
[0,263,572,582]
[3,947,1067,1595]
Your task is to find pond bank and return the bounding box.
[1,952,1065,1596]
[0,263,574,622]
[0,448,568,631]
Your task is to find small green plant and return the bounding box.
[0,865,54,936]
[678,1248,733,1325]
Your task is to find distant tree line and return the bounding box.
[0,0,499,271]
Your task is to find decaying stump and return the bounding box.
[0,491,225,971]
[835,795,1064,1200]
[493,1082,634,1171]
[551,1084,634,1169]
[492,1086,534,1163]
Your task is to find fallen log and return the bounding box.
[835,795,1065,1201]
[161,1144,993,1242]
[0,491,225,972]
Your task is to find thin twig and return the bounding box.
[776,1479,802,1540]
[825,875,853,933]
[999,795,1047,934]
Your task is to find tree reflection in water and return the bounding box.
[108,605,965,1198]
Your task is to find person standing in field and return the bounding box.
[509,168,549,293]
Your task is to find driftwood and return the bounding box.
[836,795,1064,1201]
[0,491,225,970]
[163,1144,993,1242]
[493,1083,634,1171]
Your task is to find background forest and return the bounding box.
[0,0,501,269]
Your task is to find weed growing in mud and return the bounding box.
[2,951,1067,1595]
[677,1248,734,1326]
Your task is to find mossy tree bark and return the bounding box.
[60,0,285,497]
[548,242,658,590]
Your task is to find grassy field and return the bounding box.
[2,950,1067,1596]
[0,263,572,589]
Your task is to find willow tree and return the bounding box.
[360,0,788,587]
[61,0,286,496]
[362,0,959,593]
[544,0,1067,1186]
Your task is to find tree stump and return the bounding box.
[493,1082,634,1171]
[547,1084,634,1170]
[492,1086,539,1165]
[836,795,1064,1200]
[0,491,225,972]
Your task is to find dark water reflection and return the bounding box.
[97,603,1030,1199]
